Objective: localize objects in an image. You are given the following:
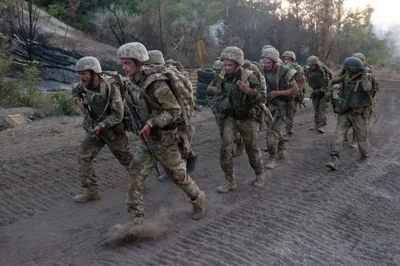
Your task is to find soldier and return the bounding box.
[208,58,245,157]
[145,50,165,66]
[143,50,198,181]
[282,51,306,141]
[337,52,374,147]
[72,56,133,203]
[117,42,205,227]
[260,45,283,64]
[262,48,299,169]
[305,55,334,133]
[212,46,266,192]
[325,57,374,170]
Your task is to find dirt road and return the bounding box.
[0,73,399,265]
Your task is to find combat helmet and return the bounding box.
[117,42,149,62]
[343,56,363,72]
[352,53,365,62]
[220,46,244,66]
[75,56,102,73]
[306,55,319,66]
[283,51,296,61]
[261,48,280,62]
[146,50,165,65]
[213,59,224,72]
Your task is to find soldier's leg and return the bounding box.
[74,134,106,202]
[327,113,351,170]
[316,96,327,132]
[153,131,205,220]
[105,131,133,171]
[266,109,284,169]
[311,97,319,130]
[234,133,244,157]
[351,109,370,165]
[285,100,295,140]
[218,116,238,192]
[126,141,154,225]
[237,118,265,187]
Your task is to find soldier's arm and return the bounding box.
[146,80,181,128]
[361,73,373,92]
[71,82,85,103]
[247,73,266,104]
[326,75,346,95]
[101,83,124,128]
[323,64,334,80]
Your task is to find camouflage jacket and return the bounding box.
[284,62,306,90]
[127,72,182,131]
[71,78,124,128]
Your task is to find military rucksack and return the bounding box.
[143,65,195,126]
[243,60,267,92]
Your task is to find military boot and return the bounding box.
[186,154,198,173]
[326,155,339,170]
[285,133,295,142]
[191,191,205,220]
[265,156,277,169]
[253,173,265,188]
[73,185,101,203]
[277,150,286,160]
[317,126,325,133]
[217,178,237,193]
[359,155,369,166]
[350,139,358,149]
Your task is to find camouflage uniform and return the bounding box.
[337,53,373,146]
[117,42,205,225]
[282,51,306,140]
[214,46,266,192]
[72,56,133,202]
[262,49,297,168]
[326,57,373,170]
[144,51,198,180]
[209,58,245,157]
[305,55,333,132]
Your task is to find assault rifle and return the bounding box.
[127,95,162,177]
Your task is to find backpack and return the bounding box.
[100,71,133,132]
[143,65,195,126]
[243,60,267,92]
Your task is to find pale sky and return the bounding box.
[345,0,399,25]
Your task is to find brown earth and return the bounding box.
[0,69,400,265]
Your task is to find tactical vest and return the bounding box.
[221,68,256,119]
[84,81,111,122]
[265,65,290,92]
[307,62,329,90]
[341,79,371,109]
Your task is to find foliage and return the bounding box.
[48,90,79,116]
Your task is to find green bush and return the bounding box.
[48,90,79,116]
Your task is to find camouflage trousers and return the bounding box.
[220,116,263,180]
[216,116,244,149]
[330,107,370,158]
[266,101,287,158]
[285,99,296,135]
[312,96,327,128]
[126,129,200,217]
[78,129,133,188]
[178,125,196,159]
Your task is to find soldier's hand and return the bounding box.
[237,80,250,95]
[268,91,279,101]
[90,125,101,135]
[76,100,85,114]
[139,124,151,141]
[207,85,218,94]
[324,92,331,101]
